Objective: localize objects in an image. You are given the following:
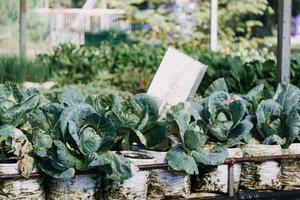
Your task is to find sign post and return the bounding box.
[147,47,207,114]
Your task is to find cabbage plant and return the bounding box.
[0,83,40,178]
[92,93,169,151]
[200,79,253,147]
[244,83,300,148]
[166,108,228,175]
[30,98,133,180]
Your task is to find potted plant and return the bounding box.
[163,90,230,198]
[0,83,44,199]
[29,90,133,199]
[190,79,252,194]
[274,84,300,190]
[239,84,296,191]
[92,93,169,200]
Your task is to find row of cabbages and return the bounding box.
[0,82,170,199]
[164,78,300,197]
[1,78,300,199]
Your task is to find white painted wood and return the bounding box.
[0,164,45,199]
[47,174,100,200]
[196,148,242,194]
[282,143,300,190]
[148,151,190,198]
[22,81,56,90]
[147,47,207,114]
[104,151,154,200]
[210,0,218,51]
[149,169,190,198]
[240,144,282,190]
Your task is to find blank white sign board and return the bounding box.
[147,47,207,114]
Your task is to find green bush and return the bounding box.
[37,42,300,95]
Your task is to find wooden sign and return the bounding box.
[147,47,207,114]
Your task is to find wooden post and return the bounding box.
[44,0,49,8]
[101,0,107,9]
[19,0,27,58]
[210,0,218,51]
[277,0,291,84]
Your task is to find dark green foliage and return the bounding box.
[34,42,300,96]
[0,56,50,83]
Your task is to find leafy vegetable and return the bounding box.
[166,118,228,175]
[97,93,169,151]
[0,83,40,178]
[30,90,133,180]
[200,91,252,147]
[0,126,34,178]
[244,83,300,148]
[0,83,40,126]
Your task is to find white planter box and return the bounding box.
[148,169,190,198]
[0,163,45,200]
[103,170,150,200]
[194,148,242,193]
[282,143,300,190]
[103,151,154,200]
[46,174,100,200]
[240,144,282,190]
[147,151,190,198]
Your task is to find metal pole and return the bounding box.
[210,0,218,51]
[19,0,27,58]
[277,0,291,84]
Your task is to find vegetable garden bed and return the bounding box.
[2,153,300,199]
[2,47,300,199]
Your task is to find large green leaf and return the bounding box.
[256,99,282,138]
[58,88,87,107]
[0,86,40,126]
[228,100,246,125]
[143,122,169,151]
[191,145,228,166]
[59,103,96,136]
[38,161,75,179]
[227,119,253,147]
[243,84,265,114]
[285,103,300,148]
[204,78,228,97]
[33,103,64,139]
[53,140,85,170]
[165,101,202,132]
[88,151,132,181]
[79,126,102,154]
[166,145,199,175]
[274,84,300,116]
[132,93,159,132]
[184,121,208,151]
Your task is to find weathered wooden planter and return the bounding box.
[0,163,45,200]
[282,143,300,190]
[240,144,282,190]
[147,151,190,199]
[102,151,154,200]
[46,174,100,200]
[192,148,242,194]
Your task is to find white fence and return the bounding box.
[33,8,130,46]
